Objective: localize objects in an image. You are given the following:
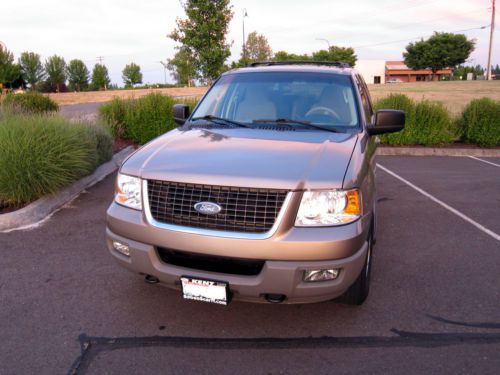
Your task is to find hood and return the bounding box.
[121,128,358,190]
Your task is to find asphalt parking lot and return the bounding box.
[1,155,499,374]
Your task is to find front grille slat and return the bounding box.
[148,180,288,233]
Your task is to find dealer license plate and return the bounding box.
[180,276,229,305]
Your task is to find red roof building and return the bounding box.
[385,61,453,82]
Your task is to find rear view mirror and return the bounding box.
[173,104,190,125]
[367,110,405,135]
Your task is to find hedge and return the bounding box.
[99,93,199,144]
[0,112,113,206]
[457,98,500,147]
[1,91,59,114]
[374,94,455,146]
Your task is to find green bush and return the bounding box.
[374,94,455,146]
[457,98,500,147]
[0,113,113,206]
[1,91,59,114]
[99,93,200,144]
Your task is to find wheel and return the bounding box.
[338,227,373,305]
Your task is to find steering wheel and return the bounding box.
[305,106,341,120]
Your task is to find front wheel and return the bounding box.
[338,229,373,305]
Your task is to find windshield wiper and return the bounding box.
[190,115,253,128]
[253,118,342,133]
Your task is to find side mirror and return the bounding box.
[367,110,405,135]
[173,104,190,125]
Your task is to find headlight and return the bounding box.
[115,173,142,210]
[295,189,361,226]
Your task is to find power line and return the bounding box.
[353,24,490,49]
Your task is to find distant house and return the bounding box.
[385,61,453,82]
[356,59,453,84]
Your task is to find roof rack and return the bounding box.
[248,61,351,68]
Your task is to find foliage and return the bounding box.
[273,51,310,61]
[167,47,197,85]
[169,0,234,83]
[0,112,112,206]
[0,46,22,88]
[122,62,143,88]
[44,55,67,92]
[2,91,59,113]
[374,94,454,146]
[66,59,90,91]
[404,32,475,74]
[18,52,45,90]
[91,63,110,91]
[457,98,500,147]
[241,31,273,64]
[99,93,199,144]
[312,46,357,66]
[453,64,484,80]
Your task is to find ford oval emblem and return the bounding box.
[194,202,222,215]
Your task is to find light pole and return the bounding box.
[316,38,331,49]
[242,9,248,65]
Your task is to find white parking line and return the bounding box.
[377,163,500,243]
[467,156,500,168]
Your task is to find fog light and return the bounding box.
[303,269,340,282]
[112,241,130,257]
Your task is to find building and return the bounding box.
[385,61,453,82]
[355,59,453,84]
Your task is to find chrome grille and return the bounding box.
[147,180,288,233]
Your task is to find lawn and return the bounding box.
[368,80,500,116]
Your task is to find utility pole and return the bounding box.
[159,61,168,85]
[486,0,496,80]
[96,56,104,63]
[242,9,248,65]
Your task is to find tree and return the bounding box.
[18,52,45,90]
[242,31,273,64]
[91,63,110,91]
[167,48,196,85]
[122,62,142,88]
[312,46,357,66]
[273,51,310,61]
[0,46,22,89]
[169,0,234,83]
[44,55,66,92]
[404,32,475,77]
[66,59,89,91]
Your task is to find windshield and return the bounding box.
[191,72,359,128]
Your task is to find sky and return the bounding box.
[1,0,497,85]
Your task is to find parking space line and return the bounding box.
[377,163,500,243]
[467,156,500,168]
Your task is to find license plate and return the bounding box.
[180,276,230,305]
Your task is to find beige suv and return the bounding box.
[106,62,404,305]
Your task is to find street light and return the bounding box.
[242,9,248,65]
[159,61,168,85]
[316,38,331,49]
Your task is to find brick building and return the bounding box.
[385,61,453,82]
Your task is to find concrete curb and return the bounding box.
[0,146,134,233]
[377,147,500,157]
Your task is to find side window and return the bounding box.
[355,74,373,124]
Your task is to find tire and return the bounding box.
[338,227,373,305]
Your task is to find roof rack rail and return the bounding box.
[248,61,351,68]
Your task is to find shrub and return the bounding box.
[457,98,500,147]
[0,113,113,206]
[99,93,200,144]
[1,91,59,114]
[374,94,455,146]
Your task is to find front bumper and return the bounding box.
[106,201,370,304]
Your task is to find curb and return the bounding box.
[0,146,134,233]
[377,147,500,157]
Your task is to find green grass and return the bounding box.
[0,112,113,206]
[99,93,200,144]
[1,91,59,114]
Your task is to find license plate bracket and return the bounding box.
[180,276,231,305]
